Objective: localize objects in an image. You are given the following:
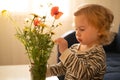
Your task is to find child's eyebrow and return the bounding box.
[77,26,85,28]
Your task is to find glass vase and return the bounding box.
[30,63,47,80]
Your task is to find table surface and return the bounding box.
[0,65,58,80]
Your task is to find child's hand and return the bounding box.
[54,38,68,54]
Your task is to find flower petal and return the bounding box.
[34,17,41,26]
[51,6,59,16]
[55,12,63,19]
[1,10,8,16]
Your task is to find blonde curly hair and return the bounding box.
[74,4,114,45]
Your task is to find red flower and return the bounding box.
[34,17,41,26]
[51,6,63,19]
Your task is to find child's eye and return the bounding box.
[80,29,85,31]
[75,28,78,30]
[75,27,85,31]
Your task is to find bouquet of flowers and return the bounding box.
[1,4,63,80]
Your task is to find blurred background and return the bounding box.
[0,0,120,65]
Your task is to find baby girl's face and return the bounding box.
[74,14,100,47]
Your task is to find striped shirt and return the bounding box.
[47,44,106,80]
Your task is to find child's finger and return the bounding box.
[54,38,63,44]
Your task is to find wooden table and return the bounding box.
[0,65,58,80]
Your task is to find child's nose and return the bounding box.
[76,31,81,37]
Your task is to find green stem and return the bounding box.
[26,46,32,64]
[7,14,22,34]
[30,16,35,31]
[51,19,55,27]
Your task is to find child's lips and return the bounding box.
[76,36,82,42]
[79,39,82,42]
[77,38,82,42]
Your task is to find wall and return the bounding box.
[0,0,120,65]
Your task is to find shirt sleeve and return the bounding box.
[46,62,66,77]
[59,49,71,64]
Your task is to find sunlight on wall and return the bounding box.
[0,0,30,12]
[0,0,69,18]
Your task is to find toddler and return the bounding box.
[47,4,114,80]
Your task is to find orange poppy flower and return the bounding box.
[51,6,63,19]
[33,17,41,26]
